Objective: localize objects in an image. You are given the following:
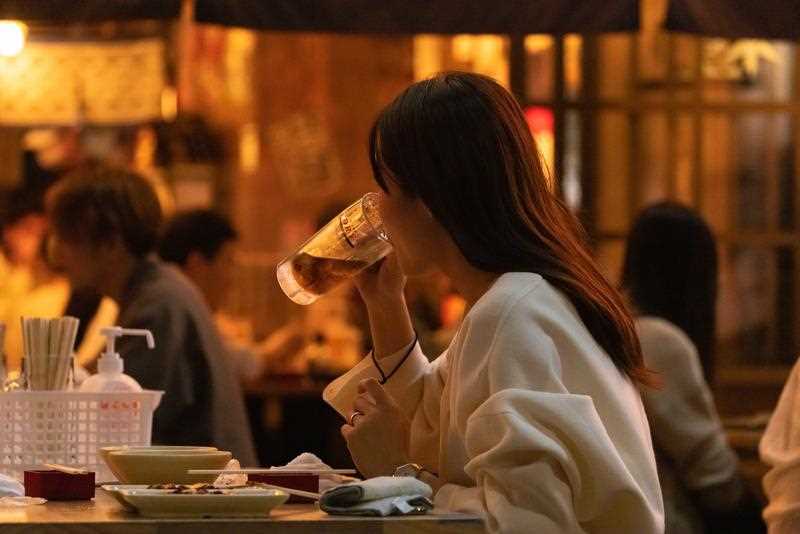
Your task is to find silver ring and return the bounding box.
[349,411,364,426]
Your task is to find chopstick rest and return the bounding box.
[25,469,95,500]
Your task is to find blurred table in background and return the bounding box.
[715,366,786,505]
[725,424,768,504]
[244,374,354,470]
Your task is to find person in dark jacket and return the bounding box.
[45,164,257,465]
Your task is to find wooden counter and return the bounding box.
[0,489,485,533]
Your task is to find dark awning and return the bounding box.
[0,1,639,35]
[193,0,639,34]
[665,0,800,40]
[0,1,180,22]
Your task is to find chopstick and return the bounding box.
[248,483,320,500]
[44,463,89,475]
[188,468,357,475]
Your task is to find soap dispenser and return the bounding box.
[79,327,155,392]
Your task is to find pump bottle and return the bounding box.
[79,327,155,392]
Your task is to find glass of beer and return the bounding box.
[277,193,392,305]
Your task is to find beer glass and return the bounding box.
[277,193,392,305]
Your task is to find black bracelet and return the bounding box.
[372,332,419,385]
[370,350,387,383]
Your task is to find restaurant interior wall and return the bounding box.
[175,25,416,340]
[1,10,797,424]
[175,21,800,419]
[548,33,800,416]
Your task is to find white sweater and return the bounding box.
[760,358,800,533]
[637,317,742,533]
[324,272,664,533]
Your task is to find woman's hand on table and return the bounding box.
[341,378,412,478]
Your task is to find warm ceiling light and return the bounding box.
[0,20,27,57]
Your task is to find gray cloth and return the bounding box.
[319,476,433,517]
[116,257,257,466]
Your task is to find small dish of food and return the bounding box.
[116,485,289,518]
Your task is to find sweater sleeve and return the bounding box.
[323,342,448,470]
[760,358,800,534]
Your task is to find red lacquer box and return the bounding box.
[24,470,95,500]
[249,473,318,503]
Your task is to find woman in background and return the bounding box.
[622,202,764,534]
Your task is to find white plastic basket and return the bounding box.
[0,390,163,482]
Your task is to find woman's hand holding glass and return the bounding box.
[353,254,416,359]
[352,253,406,308]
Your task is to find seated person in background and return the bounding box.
[45,166,256,465]
[0,186,116,376]
[621,201,764,534]
[761,359,800,534]
[301,288,363,375]
[157,209,305,381]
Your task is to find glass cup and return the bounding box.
[277,192,392,305]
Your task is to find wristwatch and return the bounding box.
[393,463,425,478]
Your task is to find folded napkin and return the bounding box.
[0,474,23,497]
[320,476,433,517]
[276,452,359,492]
[0,475,41,507]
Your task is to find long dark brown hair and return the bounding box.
[369,71,652,387]
[622,202,717,384]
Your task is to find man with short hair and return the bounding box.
[46,166,257,465]
[158,209,304,381]
[158,210,238,313]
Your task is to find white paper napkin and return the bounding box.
[0,474,23,497]
[213,459,248,487]
[277,452,359,492]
